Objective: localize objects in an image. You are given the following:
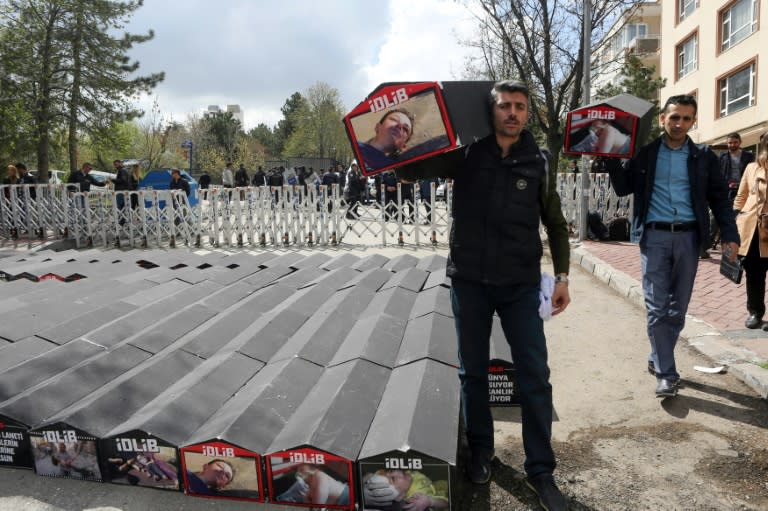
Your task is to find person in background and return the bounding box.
[129,164,141,210]
[16,162,36,200]
[110,159,131,224]
[198,171,211,190]
[222,162,234,201]
[67,162,105,193]
[706,132,757,259]
[344,162,366,219]
[235,163,249,200]
[252,166,266,187]
[418,176,439,224]
[169,168,190,197]
[720,132,755,199]
[733,131,768,329]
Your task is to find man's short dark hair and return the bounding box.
[662,95,698,115]
[15,162,26,170]
[726,132,741,141]
[490,80,530,103]
[113,159,122,165]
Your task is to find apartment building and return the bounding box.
[203,104,245,128]
[592,1,662,96]
[660,0,765,149]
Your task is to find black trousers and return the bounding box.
[743,226,768,317]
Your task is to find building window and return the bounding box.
[610,23,648,58]
[721,0,758,51]
[719,62,756,117]
[679,0,697,22]
[677,33,697,79]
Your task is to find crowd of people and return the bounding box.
[193,161,446,223]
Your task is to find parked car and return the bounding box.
[435,181,446,201]
[29,169,66,184]
[81,170,115,190]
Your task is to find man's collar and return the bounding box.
[661,134,690,151]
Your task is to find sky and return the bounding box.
[125,0,481,131]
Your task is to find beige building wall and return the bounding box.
[660,0,766,149]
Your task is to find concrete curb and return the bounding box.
[572,243,768,399]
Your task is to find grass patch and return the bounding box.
[758,362,768,370]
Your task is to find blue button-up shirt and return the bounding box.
[646,138,696,223]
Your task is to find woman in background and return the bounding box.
[129,164,142,210]
[733,131,768,329]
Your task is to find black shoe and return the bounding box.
[699,251,711,259]
[647,361,656,376]
[745,314,763,329]
[467,449,493,485]
[526,473,568,511]
[655,378,679,398]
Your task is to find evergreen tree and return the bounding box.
[64,0,164,173]
[0,0,163,180]
[594,55,666,143]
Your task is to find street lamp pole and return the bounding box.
[181,140,194,175]
[579,0,593,241]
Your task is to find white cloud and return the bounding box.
[126,0,480,130]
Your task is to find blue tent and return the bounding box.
[139,169,199,208]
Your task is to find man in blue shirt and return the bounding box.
[607,95,739,398]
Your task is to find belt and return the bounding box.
[645,221,698,232]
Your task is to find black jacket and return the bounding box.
[67,170,104,193]
[170,176,190,196]
[447,131,563,286]
[718,149,755,184]
[112,167,131,191]
[608,136,739,248]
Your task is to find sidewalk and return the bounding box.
[574,238,768,398]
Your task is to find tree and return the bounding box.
[203,111,241,161]
[248,123,279,157]
[0,0,163,181]
[63,0,164,173]
[283,82,351,163]
[462,0,637,160]
[274,92,308,156]
[594,54,666,143]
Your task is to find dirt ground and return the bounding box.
[454,262,768,510]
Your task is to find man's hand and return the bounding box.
[723,241,740,262]
[551,282,571,315]
[363,473,398,507]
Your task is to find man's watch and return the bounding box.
[554,274,569,285]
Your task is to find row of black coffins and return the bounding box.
[0,248,517,509]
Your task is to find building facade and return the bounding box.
[660,0,764,149]
[204,104,245,128]
[592,1,662,96]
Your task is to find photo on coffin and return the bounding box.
[102,435,179,490]
[269,449,353,509]
[360,456,451,510]
[565,107,636,158]
[349,85,452,174]
[30,431,101,481]
[182,449,261,500]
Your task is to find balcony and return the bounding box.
[625,35,660,55]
